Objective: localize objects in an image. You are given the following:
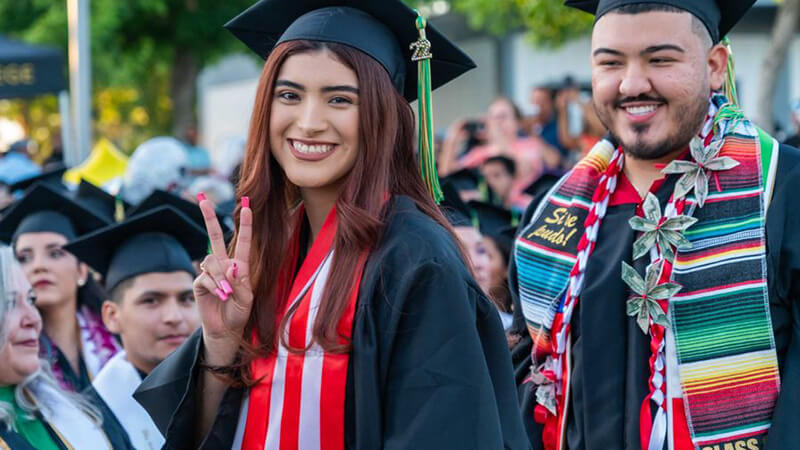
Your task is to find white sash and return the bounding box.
[93,351,164,450]
[32,382,112,449]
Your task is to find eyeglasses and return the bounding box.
[3,288,36,310]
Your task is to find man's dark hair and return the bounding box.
[483,155,516,176]
[610,3,712,47]
[109,277,136,304]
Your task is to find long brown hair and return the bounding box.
[230,40,461,371]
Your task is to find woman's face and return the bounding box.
[0,261,42,386]
[269,50,361,194]
[483,237,508,291]
[486,99,520,144]
[14,232,87,311]
[454,226,491,292]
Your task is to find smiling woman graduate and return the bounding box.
[132,1,529,449]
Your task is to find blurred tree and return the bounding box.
[102,0,256,136]
[0,0,591,159]
[409,0,593,47]
[0,0,254,151]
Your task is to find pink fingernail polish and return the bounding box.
[196,192,207,202]
[220,280,234,295]
[232,262,239,279]
[214,288,228,301]
[241,196,250,208]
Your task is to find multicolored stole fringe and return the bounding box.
[514,94,780,450]
[236,207,366,450]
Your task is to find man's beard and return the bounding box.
[599,94,709,160]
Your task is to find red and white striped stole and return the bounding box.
[236,208,366,450]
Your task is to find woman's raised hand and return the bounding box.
[193,194,254,366]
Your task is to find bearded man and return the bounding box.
[509,1,800,450]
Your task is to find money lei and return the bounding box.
[623,136,739,335]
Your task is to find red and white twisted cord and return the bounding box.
[552,148,624,380]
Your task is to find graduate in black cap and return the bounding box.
[63,206,205,450]
[0,165,67,212]
[469,201,517,327]
[439,182,492,299]
[509,1,800,449]
[128,188,233,237]
[0,183,121,393]
[133,1,528,449]
[7,164,67,195]
[72,179,127,224]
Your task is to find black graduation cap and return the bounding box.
[439,182,472,228]
[71,180,128,224]
[224,0,476,101]
[63,206,209,293]
[524,172,561,199]
[6,164,67,193]
[484,225,517,263]
[440,168,481,193]
[467,200,514,237]
[127,189,231,235]
[0,182,110,244]
[564,0,756,43]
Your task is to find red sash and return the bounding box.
[241,207,366,450]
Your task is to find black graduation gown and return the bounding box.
[134,195,530,450]
[39,334,92,392]
[509,145,800,450]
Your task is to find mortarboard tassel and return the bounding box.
[411,13,444,203]
[721,36,739,107]
[114,196,125,223]
[713,37,745,133]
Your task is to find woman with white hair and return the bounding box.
[0,245,133,449]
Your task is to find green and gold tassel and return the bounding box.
[114,195,125,223]
[712,36,745,133]
[411,12,443,203]
[721,36,740,107]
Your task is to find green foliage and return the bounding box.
[0,0,254,154]
[513,0,594,47]
[408,0,593,47]
[0,0,592,157]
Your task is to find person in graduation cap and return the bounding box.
[0,165,68,213]
[128,188,233,239]
[0,245,133,450]
[71,179,127,224]
[439,183,493,297]
[0,183,121,393]
[132,1,529,449]
[469,201,517,329]
[510,1,800,449]
[63,206,205,450]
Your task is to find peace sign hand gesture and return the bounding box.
[193,194,254,367]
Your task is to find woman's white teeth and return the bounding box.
[293,141,333,154]
[626,105,658,116]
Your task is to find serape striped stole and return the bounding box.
[514,126,781,449]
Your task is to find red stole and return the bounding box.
[241,206,366,450]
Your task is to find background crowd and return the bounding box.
[3,75,800,342]
[1,0,800,448]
